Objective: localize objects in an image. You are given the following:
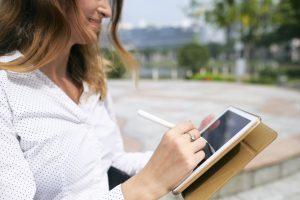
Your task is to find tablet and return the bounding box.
[172,106,260,194]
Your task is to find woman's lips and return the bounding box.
[88,17,101,31]
[88,17,101,24]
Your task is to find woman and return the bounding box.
[0,0,210,199]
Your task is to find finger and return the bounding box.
[190,129,201,140]
[169,121,195,136]
[181,132,193,144]
[208,119,220,131]
[199,114,215,131]
[193,150,206,164]
[191,137,207,153]
[181,129,200,143]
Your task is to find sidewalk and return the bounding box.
[216,170,300,200]
[108,80,300,199]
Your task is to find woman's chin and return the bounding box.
[73,33,98,45]
[86,30,100,44]
[87,34,98,44]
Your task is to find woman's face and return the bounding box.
[70,0,112,45]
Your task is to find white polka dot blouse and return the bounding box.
[0,51,152,200]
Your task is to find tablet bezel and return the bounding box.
[172,106,260,194]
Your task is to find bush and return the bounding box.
[250,67,285,84]
[177,43,210,73]
[258,68,281,79]
[191,73,235,82]
[284,67,300,79]
[102,50,126,79]
[243,77,276,85]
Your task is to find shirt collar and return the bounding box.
[0,50,23,63]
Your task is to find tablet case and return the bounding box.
[182,122,277,200]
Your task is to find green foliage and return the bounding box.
[284,66,300,79]
[205,0,237,29]
[205,42,229,59]
[184,0,204,20]
[139,48,156,61]
[243,77,276,85]
[272,0,300,41]
[246,66,283,84]
[177,43,210,73]
[259,68,283,80]
[203,0,300,46]
[191,73,235,82]
[256,0,300,46]
[203,0,276,59]
[102,50,126,79]
[205,0,237,44]
[244,65,300,85]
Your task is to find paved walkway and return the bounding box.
[216,170,300,200]
[108,80,300,199]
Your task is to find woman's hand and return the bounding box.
[122,121,208,199]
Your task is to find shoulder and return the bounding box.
[0,71,11,116]
[0,50,24,89]
[0,69,27,92]
[0,70,9,90]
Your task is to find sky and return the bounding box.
[121,0,224,43]
[122,0,197,27]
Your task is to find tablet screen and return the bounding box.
[202,110,251,154]
[173,108,260,194]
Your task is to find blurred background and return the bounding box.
[102,0,300,199]
[103,0,300,88]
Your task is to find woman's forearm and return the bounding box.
[121,169,166,200]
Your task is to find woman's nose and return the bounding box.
[97,0,112,18]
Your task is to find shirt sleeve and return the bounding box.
[0,80,127,200]
[59,185,125,200]
[0,84,37,199]
[104,91,153,176]
[102,185,124,200]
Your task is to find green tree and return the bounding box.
[102,50,126,79]
[249,0,300,49]
[205,0,237,44]
[205,0,237,59]
[205,42,225,59]
[238,0,274,58]
[184,0,206,43]
[203,0,277,60]
[177,43,210,73]
[270,0,300,42]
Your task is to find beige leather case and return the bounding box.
[182,122,277,200]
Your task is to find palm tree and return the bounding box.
[205,0,237,59]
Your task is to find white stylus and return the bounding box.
[137,109,175,128]
[137,109,216,153]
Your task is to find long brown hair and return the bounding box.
[0,0,137,100]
